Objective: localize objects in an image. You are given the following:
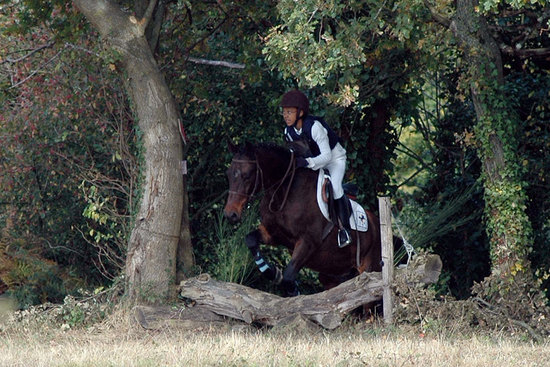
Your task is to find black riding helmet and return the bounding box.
[280,90,309,126]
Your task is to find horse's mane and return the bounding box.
[256,142,290,158]
[239,141,291,162]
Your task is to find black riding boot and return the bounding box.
[335,197,352,248]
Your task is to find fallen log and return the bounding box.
[180,271,383,329]
[173,253,442,330]
[133,304,225,330]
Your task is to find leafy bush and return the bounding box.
[0,238,79,307]
[7,280,123,331]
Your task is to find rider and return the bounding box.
[280,89,352,248]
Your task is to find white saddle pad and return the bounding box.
[316,171,368,232]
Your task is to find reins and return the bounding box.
[268,151,296,213]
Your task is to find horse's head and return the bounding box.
[223,142,259,224]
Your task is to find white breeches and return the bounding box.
[326,154,346,199]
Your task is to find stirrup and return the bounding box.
[338,228,351,248]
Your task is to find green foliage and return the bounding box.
[396,185,482,251]
[2,0,549,309]
[395,185,487,298]
[389,57,490,298]
[261,0,437,211]
[263,0,430,106]
[473,65,534,271]
[478,0,548,13]
[506,69,550,298]
[342,101,402,209]
[0,6,135,306]
[208,206,257,285]
[159,2,291,276]
[9,281,122,330]
[0,238,77,307]
[0,0,86,40]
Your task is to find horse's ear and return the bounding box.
[244,141,254,153]
[228,140,238,154]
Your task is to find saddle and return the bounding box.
[319,170,368,240]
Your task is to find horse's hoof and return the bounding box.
[281,280,300,297]
[274,267,283,285]
[284,290,299,297]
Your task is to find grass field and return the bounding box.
[1,307,549,367]
[0,295,16,322]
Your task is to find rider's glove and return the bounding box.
[296,157,308,168]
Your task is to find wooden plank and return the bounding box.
[378,196,394,325]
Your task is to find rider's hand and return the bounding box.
[296,157,308,168]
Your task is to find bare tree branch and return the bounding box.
[139,0,159,33]
[1,41,55,64]
[64,42,101,57]
[8,45,64,89]
[187,57,245,69]
[500,45,550,59]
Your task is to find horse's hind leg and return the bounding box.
[245,229,283,284]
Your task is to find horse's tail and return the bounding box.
[358,211,382,273]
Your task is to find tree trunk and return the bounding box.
[450,0,533,279]
[74,0,189,303]
[365,99,393,193]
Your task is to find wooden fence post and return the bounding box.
[378,196,393,325]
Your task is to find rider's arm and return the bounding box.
[305,120,332,170]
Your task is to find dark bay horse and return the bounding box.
[223,142,381,296]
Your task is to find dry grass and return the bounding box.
[0,295,16,321]
[1,307,549,367]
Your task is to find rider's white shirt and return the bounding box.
[292,120,346,170]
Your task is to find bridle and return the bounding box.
[228,158,263,200]
[228,151,297,213]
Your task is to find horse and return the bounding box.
[223,141,381,297]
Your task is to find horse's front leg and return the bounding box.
[280,238,312,297]
[280,259,300,297]
[245,227,283,284]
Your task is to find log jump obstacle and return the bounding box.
[133,198,441,330]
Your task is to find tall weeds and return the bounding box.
[393,184,481,261]
[210,205,258,285]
